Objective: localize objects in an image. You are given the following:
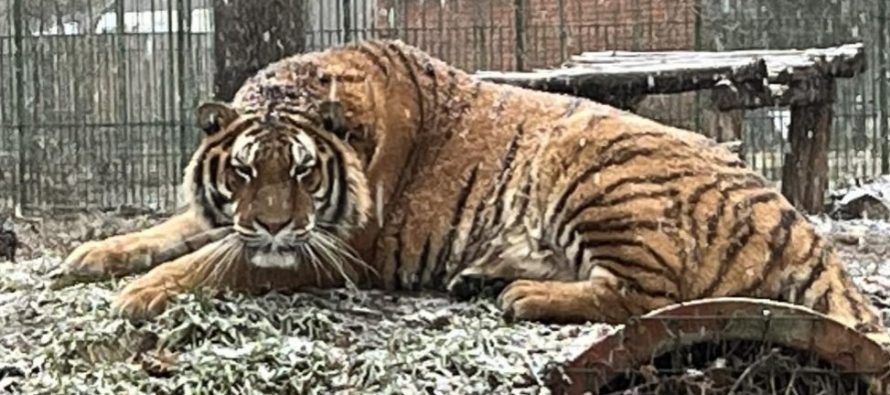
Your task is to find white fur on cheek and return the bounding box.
[249,250,300,269]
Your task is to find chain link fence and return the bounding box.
[0,0,887,213]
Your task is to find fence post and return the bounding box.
[879,0,889,174]
[513,0,525,71]
[12,0,26,210]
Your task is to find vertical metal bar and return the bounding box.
[32,1,45,208]
[401,0,408,41]
[437,0,444,60]
[167,1,177,198]
[557,0,567,61]
[115,0,129,206]
[513,0,525,71]
[85,0,95,207]
[177,0,189,176]
[631,0,641,50]
[880,0,889,174]
[12,0,26,209]
[343,0,352,43]
[335,0,342,44]
[419,0,428,51]
[692,0,703,133]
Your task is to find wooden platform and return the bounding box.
[474,43,868,214]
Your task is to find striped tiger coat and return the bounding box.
[60,39,887,342]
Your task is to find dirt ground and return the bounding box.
[2,211,890,394]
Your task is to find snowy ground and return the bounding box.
[2,211,890,394]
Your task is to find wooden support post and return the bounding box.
[781,78,835,214]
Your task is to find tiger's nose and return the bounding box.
[256,218,292,234]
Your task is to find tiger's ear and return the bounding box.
[196,101,238,135]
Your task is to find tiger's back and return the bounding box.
[335,43,883,334]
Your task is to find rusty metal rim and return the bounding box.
[548,297,890,395]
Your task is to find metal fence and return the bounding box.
[0,0,888,213]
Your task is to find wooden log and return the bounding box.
[475,59,766,109]
[567,43,866,82]
[477,43,864,112]
[781,78,836,214]
[568,43,863,62]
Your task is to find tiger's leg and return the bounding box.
[61,210,216,282]
[112,237,334,320]
[498,265,678,324]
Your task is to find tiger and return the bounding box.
[58,39,888,344]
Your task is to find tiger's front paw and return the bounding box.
[111,277,174,320]
[60,237,152,281]
[498,280,594,324]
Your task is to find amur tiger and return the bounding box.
[58,39,888,343]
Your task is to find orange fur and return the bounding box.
[60,40,886,341]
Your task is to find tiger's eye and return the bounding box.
[232,164,253,180]
[300,167,322,189]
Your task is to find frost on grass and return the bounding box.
[0,256,613,394]
[5,212,890,394]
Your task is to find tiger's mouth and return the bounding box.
[231,221,369,281]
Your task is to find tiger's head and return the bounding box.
[184,98,371,270]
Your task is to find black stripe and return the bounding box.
[433,165,481,284]
[490,123,525,226]
[588,253,668,278]
[565,199,678,248]
[578,238,678,282]
[550,131,665,219]
[558,170,695,239]
[459,125,524,268]
[509,165,534,228]
[555,145,657,217]
[354,42,390,77]
[387,42,425,131]
[844,285,864,321]
[814,284,832,312]
[595,259,678,300]
[562,98,583,118]
[413,236,432,291]
[738,208,798,295]
[393,230,405,291]
[685,175,748,277]
[705,178,766,245]
[272,105,324,125]
[796,241,826,299]
[700,192,781,297]
[369,42,427,271]
[330,147,349,222]
[317,155,337,214]
[575,217,670,235]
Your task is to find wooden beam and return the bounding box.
[475,59,766,109]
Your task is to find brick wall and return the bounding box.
[374,0,697,71]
